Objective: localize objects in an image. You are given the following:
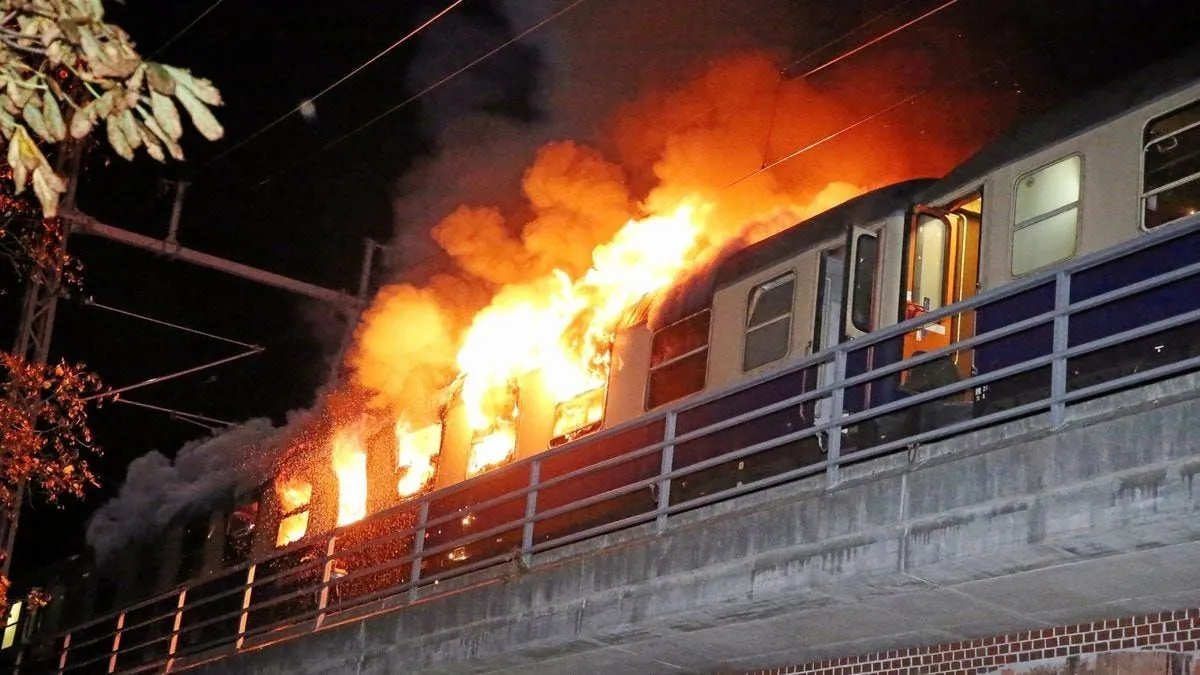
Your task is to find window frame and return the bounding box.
[644,309,712,411]
[274,477,313,549]
[1141,99,1200,231]
[742,271,797,373]
[1010,153,1084,277]
[849,232,879,334]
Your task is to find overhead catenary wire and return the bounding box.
[115,399,236,430]
[203,0,469,169]
[148,0,230,59]
[726,43,1041,190]
[245,0,591,189]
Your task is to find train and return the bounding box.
[8,48,1200,673]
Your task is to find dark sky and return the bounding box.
[6,0,1200,579]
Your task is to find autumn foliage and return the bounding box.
[0,353,103,510]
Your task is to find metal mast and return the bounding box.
[0,175,374,578]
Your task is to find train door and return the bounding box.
[903,192,983,383]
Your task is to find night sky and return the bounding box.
[4,0,1200,580]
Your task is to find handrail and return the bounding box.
[23,212,1200,674]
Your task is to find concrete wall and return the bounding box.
[185,371,1200,675]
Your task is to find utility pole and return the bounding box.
[0,172,374,578]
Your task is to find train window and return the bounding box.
[1012,155,1080,275]
[275,477,312,548]
[913,217,948,310]
[646,310,710,409]
[851,234,878,333]
[1144,100,1200,229]
[743,273,795,372]
[1,601,20,650]
[222,499,259,566]
[176,513,213,583]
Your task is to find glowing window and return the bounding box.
[1,601,21,650]
[1144,100,1200,229]
[274,477,312,548]
[396,422,442,497]
[1012,155,1081,275]
[551,387,606,447]
[275,512,310,548]
[743,274,795,372]
[646,310,710,409]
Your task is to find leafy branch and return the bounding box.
[0,0,224,217]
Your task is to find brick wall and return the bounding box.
[740,608,1200,675]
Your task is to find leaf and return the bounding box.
[174,86,224,141]
[8,132,27,195]
[77,25,105,67]
[118,109,140,151]
[68,104,93,139]
[164,65,223,106]
[42,91,65,141]
[135,121,164,162]
[6,80,32,112]
[0,109,15,139]
[105,116,133,161]
[93,90,113,118]
[22,101,50,142]
[32,165,64,218]
[140,114,184,161]
[124,65,144,107]
[146,63,175,96]
[58,20,80,44]
[150,90,181,140]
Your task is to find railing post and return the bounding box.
[164,588,186,672]
[826,349,847,488]
[235,563,256,650]
[106,611,124,673]
[656,412,677,533]
[521,459,540,568]
[408,500,429,603]
[1051,270,1071,428]
[315,534,336,629]
[56,632,70,674]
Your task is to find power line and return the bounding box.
[789,0,965,79]
[203,0,470,169]
[245,0,590,190]
[726,44,1040,190]
[149,0,230,59]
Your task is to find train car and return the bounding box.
[16,49,1200,674]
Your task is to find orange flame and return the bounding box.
[395,419,441,497]
[331,428,368,526]
[276,476,312,513]
[457,202,710,471]
[274,477,312,547]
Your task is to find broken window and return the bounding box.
[551,387,606,447]
[275,477,312,548]
[646,310,710,409]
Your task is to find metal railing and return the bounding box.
[19,212,1200,674]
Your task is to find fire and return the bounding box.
[274,477,312,547]
[395,419,441,497]
[456,202,710,471]
[276,476,312,513]
[331,428,368,526]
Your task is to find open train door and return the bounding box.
[902,194,983,387]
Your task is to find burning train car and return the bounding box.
[10,49,1200,673]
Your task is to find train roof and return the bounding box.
[925,47,1200,200]
[714,178,934,289]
